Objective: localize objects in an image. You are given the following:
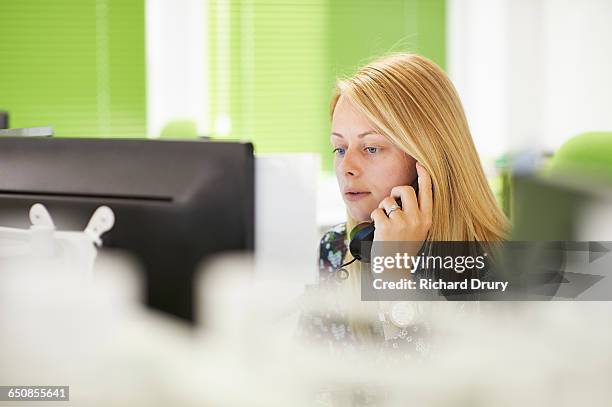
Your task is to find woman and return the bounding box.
[329,52,506,247]
[299,53,509,357]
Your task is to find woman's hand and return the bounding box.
[371,162,433,242]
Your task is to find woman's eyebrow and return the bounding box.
[331,131,378,139]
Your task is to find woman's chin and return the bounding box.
[347,207,374,224]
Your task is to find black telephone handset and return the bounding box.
[348,179,419,263]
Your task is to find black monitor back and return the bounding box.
[0,137,255,323]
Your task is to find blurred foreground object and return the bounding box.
[2,251,612,406]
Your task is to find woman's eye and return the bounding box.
[332,147,346,156]
[365,146,378,154]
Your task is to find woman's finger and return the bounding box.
[390,185,418,216]
[378,196,404,219]
[416,162,433,218]
[370,207,390,227]
[377,196,395,209]
[378,196,401,216]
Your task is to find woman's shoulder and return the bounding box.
[318,223,348,280]
[320,222,347,244]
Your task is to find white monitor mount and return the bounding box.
[0,203,115,275]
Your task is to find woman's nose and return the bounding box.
[339,149,360,177]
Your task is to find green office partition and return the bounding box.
[0,0,146,138]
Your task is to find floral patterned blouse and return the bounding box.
[295,223,482,405]
[296,223,432,358]
[294,223,434,405]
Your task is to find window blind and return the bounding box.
[0,0,146,138]
[207,0,445,169]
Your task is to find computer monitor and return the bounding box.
[0,137,255,323]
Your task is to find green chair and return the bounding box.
[511,132,612,240]
[159,119,199,139]
[547,131,612,183]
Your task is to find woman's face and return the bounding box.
[331,96,417,222]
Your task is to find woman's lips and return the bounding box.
[344,192,371,201]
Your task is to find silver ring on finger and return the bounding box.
[386,204,401,217]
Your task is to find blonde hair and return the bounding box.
[329,53,509,341]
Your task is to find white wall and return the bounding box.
[145,0,208,138]
[255,154,320,284]
[540,0,612,150]
[447,0,512,160]
[448,0,612,159]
